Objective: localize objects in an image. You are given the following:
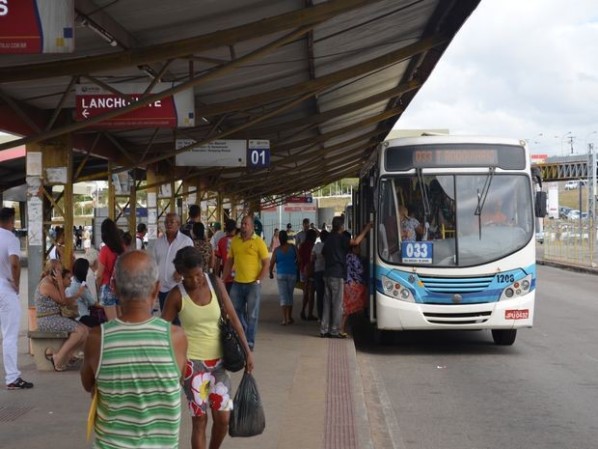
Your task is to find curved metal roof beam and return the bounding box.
[0,0,384,83]
[0,26,315,153]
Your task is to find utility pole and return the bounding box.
[568,135,576,154]
[591,143,596,219]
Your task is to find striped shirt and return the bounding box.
[95,317,182,449]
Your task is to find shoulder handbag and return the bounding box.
[209,273,247,372]
[60,304,79,319]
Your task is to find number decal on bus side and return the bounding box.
[496,274,515,283]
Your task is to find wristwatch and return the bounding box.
[255,279,261,285]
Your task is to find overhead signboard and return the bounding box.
[75,83,195,128]
[175,139,247,167]
[247,140,270,169]
[287,195,313,203]
[0,0,74,54]
[284,204,317,212]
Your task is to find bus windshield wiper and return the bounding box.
[474,167,496,238]
[417,169,431,219]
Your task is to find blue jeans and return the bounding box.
[276,274,296,306]
[230,282,261,349]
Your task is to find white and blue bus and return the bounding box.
[354,136,546,345]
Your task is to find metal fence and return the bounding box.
[541,219,598,268]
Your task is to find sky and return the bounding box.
[397,0,598,158]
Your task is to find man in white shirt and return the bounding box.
[152,213,193,314]
[0,208,33,390]
[48,226,65,260]
[294,218,311,248]
[84,247,99,302]
[210,222,225,249]
[136,223,148,250]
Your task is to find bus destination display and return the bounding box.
[413,149,497,166]
[386,144,526,170]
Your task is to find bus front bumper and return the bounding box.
[375,291,535,331]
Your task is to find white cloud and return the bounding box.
[397,0,598,156]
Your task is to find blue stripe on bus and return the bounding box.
[375,264,536,305]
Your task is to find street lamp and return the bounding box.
[560,131,572,155]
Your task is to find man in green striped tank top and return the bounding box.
[81,250,188,448]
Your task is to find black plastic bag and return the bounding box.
[229,372,265,437]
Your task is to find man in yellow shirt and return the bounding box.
[222,215,269,351]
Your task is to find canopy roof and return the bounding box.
[0,0,480,203]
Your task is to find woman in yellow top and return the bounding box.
[162,246,253,449]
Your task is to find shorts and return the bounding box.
[100,284,119,306]
[276,273,296,306]
[183,358,233,417]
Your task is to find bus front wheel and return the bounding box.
[492,329,517,345]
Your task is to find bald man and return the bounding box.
[81,250,187,448]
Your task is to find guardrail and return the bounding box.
[541,219,597,268]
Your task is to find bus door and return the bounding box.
[357,174,378,322]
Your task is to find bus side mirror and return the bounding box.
[535,191,547,218]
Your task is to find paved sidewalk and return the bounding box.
[0,273,373,449]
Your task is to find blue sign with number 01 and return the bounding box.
[247,148,270,168]
[401,241,433,264]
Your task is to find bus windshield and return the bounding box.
[377,173,533,267]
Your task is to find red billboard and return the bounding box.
[75,83,195,128]
[0,0,74,54]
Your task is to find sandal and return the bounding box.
[50,356,66,372]
[331,332,348,339]
[45,348,65,372]
[67,359,82,369]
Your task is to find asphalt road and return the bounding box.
[354,264,598,449]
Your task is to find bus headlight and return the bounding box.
[499,274,532,301]
[381,275,415,302]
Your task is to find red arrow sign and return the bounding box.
[76,94,177,128]
[75,83,195,128]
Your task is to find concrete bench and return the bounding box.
[27,330,69,371]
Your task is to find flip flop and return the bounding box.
[50,356,66,372]
[45,348,65,372]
